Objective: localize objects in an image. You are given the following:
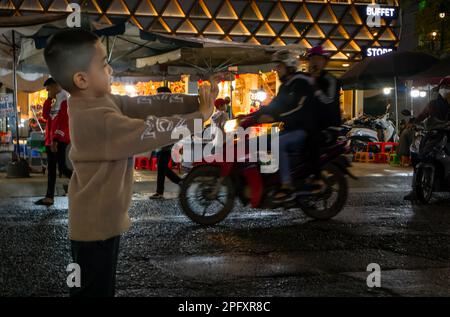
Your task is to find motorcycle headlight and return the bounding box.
[224,119,238,134]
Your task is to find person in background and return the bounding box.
[34,77,72,206]
[399,119,407,136]
[211,98,230,151]
[307,45,341,187]
[149,86,182,199]
[404,76,450,201]
[307,46,341,130]
[28,118,39,134]
[397,118,416,167]
[224,96,232,118]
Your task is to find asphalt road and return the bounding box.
[1,164,450,297]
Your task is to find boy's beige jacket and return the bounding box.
[68,93,201,241]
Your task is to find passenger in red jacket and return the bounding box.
[35,78,72,206]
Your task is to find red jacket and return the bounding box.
[42,92,70,146]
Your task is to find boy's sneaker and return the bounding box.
[149,193,164,199]
[34,198,54,206]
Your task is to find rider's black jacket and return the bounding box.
[313,70,342,130]
[417,94,450,123]
[253,72,318,132]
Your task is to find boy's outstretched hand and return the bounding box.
[198,75,220,120]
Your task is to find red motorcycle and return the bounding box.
[179,118,355,225]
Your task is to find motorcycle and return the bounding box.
[346,110,397,153]
[178,116,356,225]
[403,109,450,204]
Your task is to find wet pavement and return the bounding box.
[1,163,450,297]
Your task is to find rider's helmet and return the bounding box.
[437,76,450,99]
[271,49,299,69]
[307,45,330,59]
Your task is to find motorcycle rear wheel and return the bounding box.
[179,165,235,225]
[301,164,348,220]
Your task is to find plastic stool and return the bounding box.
[135,157,150,170]
[367,142,399,154]
[150,156,158,171]
[30,149,41,157]
[354,152,365,162]
[354,152,375,163]
[374,153,389,164]
[389,153,400,166]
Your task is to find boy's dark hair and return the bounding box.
[156,86,172,93]
[43,77,57,87]
[44,28,99,92]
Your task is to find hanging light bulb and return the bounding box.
[256,90,267,102]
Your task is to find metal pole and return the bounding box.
[30,107,44,133]
[394,76,399,135]
[428,84,431,103]
[12,31,21,159]
[106,36,110,58]
[229,75,233,119]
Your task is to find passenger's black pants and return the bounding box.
[156,146,181,194]
[69,235,121,297]
[46,142,72,199]
[308,132,321,179]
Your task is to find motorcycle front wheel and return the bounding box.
[179,165,235,225]
[416,166,434,204]
[301,164,348,220]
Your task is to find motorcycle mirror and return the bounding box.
[401,109,412,117]
[386,104,391,113]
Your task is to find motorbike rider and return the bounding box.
[307,46,341,181]
[308,46,341,129]
[404,76,450,201]
[241,49,318,201]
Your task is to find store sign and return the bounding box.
[364,47,395,57]
[358,5,398,27]
[0,94,14,117]
[365,6,398,18]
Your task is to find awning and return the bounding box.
[136,46,276,74]
[404,57,450,85]
[340,51,439,90]
[135,32,305,77]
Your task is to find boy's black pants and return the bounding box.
[69,235,120,297]
[46,142,72,199]
[156,146,181,194]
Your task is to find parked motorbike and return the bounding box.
[402,109,450,203]
[179,116,356,225]
[346,110,397,153]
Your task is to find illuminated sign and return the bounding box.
[363,47,395,57]
[357,5,399,27]
[0,94,14,118]
[366,6,397,18]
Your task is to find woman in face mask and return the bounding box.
[416,76,450,123]
[404,76,450,201]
